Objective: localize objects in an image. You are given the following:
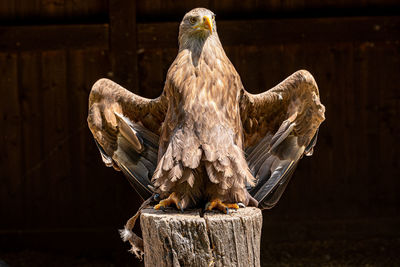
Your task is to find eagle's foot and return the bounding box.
[154,192,183,212]
[205,199,239,214]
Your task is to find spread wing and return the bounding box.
[87,78,167,200]
[240,70,325,209]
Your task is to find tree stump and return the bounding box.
[140,207,262,267]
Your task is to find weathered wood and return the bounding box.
[140,208,262,267]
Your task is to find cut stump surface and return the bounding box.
[140,207,262,267]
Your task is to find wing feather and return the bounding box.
[87,79,167,200]
[241,70,325,209]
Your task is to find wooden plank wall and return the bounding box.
[0,0,399,257]
[0,0,108,23]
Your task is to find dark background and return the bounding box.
[0,0,399,266]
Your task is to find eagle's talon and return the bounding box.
[177,202,184,213]
[205,201,215,211]
[229,203,240,210]
[205,199,239,213]
[238,203,246,208]
[154,200,167,210]
[154,192,184,212]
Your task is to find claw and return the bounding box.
[205,199,239,214]
[154,192,183,212]
[176,202,184,213]
[227,203,240,210]
[238,202,246,208]
[154,198,170,210]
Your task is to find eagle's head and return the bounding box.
[178,8,216,47]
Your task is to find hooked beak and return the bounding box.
[194,15,213,34]
[202,15,213,33]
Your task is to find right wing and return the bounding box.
[87,78,167,200]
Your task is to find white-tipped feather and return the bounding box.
[119,227,133,242]
[119,227,144,259]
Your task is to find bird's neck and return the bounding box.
[179,34,223,67]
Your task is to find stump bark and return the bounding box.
[140,207,262,267]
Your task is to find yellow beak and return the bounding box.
[202,15,213,33]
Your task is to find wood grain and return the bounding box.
[141,208,262,267]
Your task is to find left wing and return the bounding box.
[240,70,325,209]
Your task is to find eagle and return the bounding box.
[88,8,325,213]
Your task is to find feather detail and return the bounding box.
[179,168,195,187]
[205,162,219,184]
[169,163,183,182]
[162,146,174,171]
[240,70,325,209]
[202,144,216,161]
[186,171,195,188]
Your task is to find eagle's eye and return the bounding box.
[189,17,197,25]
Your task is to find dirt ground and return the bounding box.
[1,238,399,267]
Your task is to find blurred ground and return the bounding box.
[1,238,399,267]
[261,238,400,267]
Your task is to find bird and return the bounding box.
[87,7,325,214]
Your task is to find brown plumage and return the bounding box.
[87,8,325,212]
